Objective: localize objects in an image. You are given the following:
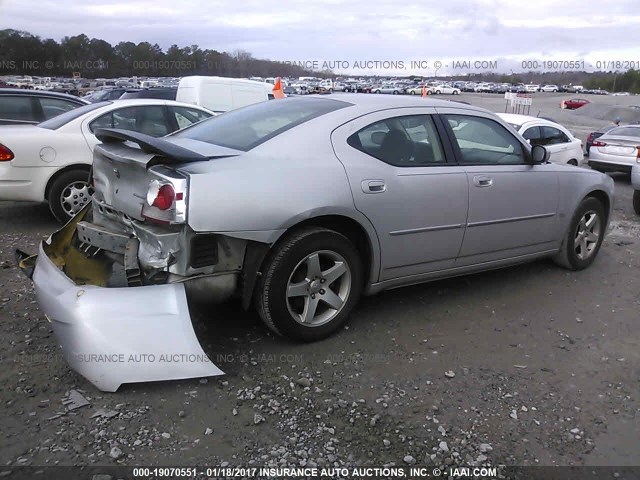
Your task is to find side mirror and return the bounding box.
[531,144,549,164]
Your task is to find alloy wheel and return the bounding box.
[286,250,352,327]
[574,211,601,260]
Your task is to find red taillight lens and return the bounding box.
[147,180,175,210]
[636,147,640,160]
[592,140,607,147]
[151,184,175,210]
[0,143,14,161]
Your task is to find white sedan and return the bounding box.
[432,85,461,95]
[497,113,584,166]
[0,99,213,221]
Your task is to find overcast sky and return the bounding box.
[2,0,640,75]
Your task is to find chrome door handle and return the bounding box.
[473,176,493,187]
[362,180,386,193]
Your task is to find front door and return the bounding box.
[438,111,559,266]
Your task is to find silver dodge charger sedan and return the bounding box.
[19,95,615,391]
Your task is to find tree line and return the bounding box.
[0,29,325,79]
[1,29,640,92]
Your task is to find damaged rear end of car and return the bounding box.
[17,129,250,392]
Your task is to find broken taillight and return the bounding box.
[143,177,187,224]
[0,143,14,161]
[147,182,175,211]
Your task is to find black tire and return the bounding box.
[568,159,578,166]
[553,197,606,270]
[393,90,398,95]
[47,168,92,223]
[255,227,363,341]
[633,190,640,216]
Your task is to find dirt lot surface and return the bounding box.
[0,93,638,475]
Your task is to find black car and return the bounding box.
[0,88,89,125]
[119,87,177,101]
[83,88,130,103]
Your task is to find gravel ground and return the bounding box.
[0,93,638,473]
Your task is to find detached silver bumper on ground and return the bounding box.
[25,217,224,392]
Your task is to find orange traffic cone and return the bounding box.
[273,77,285,99]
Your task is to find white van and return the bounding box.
[524,84,540,93]
[177,76,274,114]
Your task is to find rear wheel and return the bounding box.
[255,227,363,341]
[48,168,93,223]
[568,159,578,166]
[553,197,605,270]
[633,190,640,215]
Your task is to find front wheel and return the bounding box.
[255,227,363,341]
[553,197,605,270]
[633,190,640,215]
[48,168,93,223]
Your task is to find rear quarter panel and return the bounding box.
[182,122,375,240]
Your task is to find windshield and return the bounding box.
[174,97,351,151]
[39,102,111,130]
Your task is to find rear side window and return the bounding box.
[0,96,36,122]
[90,106,171,137]
[174,97,351,151]
[39,98,80,120]
[39,102,111,130]
[347,115,446,166]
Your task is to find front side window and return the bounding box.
[445,114,525,165]
[522,126,543,146]
[347,115,446,167]
[170,106,213,130]
[541,126,570,144]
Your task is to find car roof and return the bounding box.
[317,93,490,114]
[0,88,88,103]
[496,113,562,128]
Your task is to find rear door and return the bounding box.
[332,107,469,281]
[437,109,559,266]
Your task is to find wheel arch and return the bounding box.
[585,189,611,225]
[241,213,380,310]
[44,163,91,201]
